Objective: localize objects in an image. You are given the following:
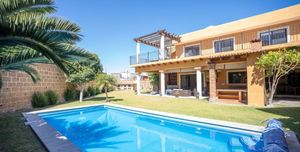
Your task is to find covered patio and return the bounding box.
[132,30,267,106]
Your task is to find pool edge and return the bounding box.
[23,103,265,152]
[104,104,264,134]
[27,103,264,133]
[22,112,81,152]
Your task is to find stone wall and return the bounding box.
[0,63,68,113]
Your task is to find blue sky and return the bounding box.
[54,0,300,73]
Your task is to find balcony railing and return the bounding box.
[130,50,172,65]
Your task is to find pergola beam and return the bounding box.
[134,29,181,47]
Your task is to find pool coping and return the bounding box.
[23,103,265,152]
[22,112,81,152]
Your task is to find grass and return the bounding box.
[0,111,46,152]
[1,90,300,151]
[48,91,300,132]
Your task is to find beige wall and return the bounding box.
[0,63,68,113]
[176,20,300,58]
[247,53,266,107]
[216,69,247,90]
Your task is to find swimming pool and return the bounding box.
[38,105,262,152]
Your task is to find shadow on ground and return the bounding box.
[84,96,124,102]
[257,107,300,133]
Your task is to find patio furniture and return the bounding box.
[217,89,247,103]
[165,85,178,95]
[172,89,192,97]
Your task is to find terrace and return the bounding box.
[129,29,181,65]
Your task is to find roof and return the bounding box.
[180,4,300,43]
[134,29,181,48]
[117,80,134,85]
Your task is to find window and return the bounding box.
[227,71,247,84]
[184,45,200,57]
[214,38,234,53]
[260,28,287,46]
[168,73,177,85]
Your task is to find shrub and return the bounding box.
[83,89,89,98]
[64,88,77,101]
[92,87,98,95]
[95,87,100,94]
[45,90,58,105]
[75,90,80,100]
[87,86,94,96]
[32,92,48,108]
[108,85,115,92]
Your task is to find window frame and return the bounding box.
[226,70,247,85]
[213,37,235,53]
[183,44,201,57]
[257,26,290,46]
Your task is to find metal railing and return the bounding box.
[130,50,172,65]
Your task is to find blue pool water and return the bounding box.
[39,106,262,152]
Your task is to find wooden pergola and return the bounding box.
[134,29,181,48]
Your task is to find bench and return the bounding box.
[217,89,247,103]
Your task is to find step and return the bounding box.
[228,138,244,152]
[218,95,239,99]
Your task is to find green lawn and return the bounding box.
[0,111,46,152]
[48,91,300,132]
[1,90,300,151]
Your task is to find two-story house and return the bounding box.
[130,4,300,107]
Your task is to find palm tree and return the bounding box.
[0,0,87,74]
[0,0,98,88]
[96,74,117,102]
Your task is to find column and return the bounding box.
[160,34,165,60]
[195,67,202,98]
[247,53,265,106]
[136,42,140,64]
[136,73,141,95]
[159,70,165,96]
[177,72,181,89]
[208,63,217,102]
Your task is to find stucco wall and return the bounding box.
[176,20,300,58]
[0,63,68,113]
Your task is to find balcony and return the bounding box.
[130,29,181,66]
[130,50,172,65]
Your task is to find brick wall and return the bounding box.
[0,63,68,113]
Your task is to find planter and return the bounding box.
[250,39,262,52]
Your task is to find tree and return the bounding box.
[149,73,159,92]
[0,0,82,73]
[256,47,300,104]
[96,73,117,102]
[66,64,96,102]
[0,45,96,89]
[0,0,96,89]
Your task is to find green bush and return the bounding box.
[95,87,100,94]
[83,89,89,98]
[87,86,94,96]
[44,90,58,105]
[75,90,80,100]
[92,87,98,95]
[32,92,48,108]
[64,88,77,101]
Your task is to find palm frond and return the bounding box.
[6,13,81,32]
[0,45,40,65]
[0,0,55,16]
[1,63,40,83]
[0,36,68,74]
